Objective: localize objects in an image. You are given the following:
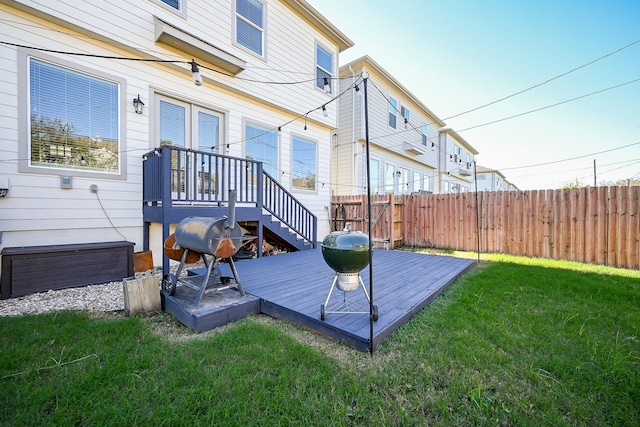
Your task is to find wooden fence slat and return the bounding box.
[618,186,629,269]
[607,187,618,266]
[629,186,640,269]
[331,186,639,269]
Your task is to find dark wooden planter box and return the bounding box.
[1,241,134,299]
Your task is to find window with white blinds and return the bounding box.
[29,58,120,173]
[236,0,264,56]
[160,0,180,10]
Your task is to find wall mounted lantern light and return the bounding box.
[133,94,144,114]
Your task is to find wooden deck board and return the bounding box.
[233,248,475,351]
[168,248,474,350]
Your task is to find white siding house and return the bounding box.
[475,165,516,192]
[436,128,478,193]
[0,0,353,269]
[335,56,446,196]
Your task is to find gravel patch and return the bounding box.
[0,281,128,317]
[0,264,194,318]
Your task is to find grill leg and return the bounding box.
[193,257,216,308]
[227,257,245,296]
[323,273,340,309]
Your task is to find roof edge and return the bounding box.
[282,0,354,52]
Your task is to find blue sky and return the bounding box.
[308,0,640,190]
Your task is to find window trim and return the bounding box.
[421,121,428,146]
[290,133,318,193]
[18,49,127,180]
[388,96,398,129]
[315,42,334,94]
[234,0,266,58]
[151,0,187,18]
[242,119,279,177]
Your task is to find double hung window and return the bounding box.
[316,44,333,93]
[245,123,277,177]
[421,122,428,146]
[291,137,316,191]
[388,97,398,129]
[236,0,264,56]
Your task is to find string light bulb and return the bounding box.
[323,76,330,93]
[322,105,328,117]
[190,60,203,86]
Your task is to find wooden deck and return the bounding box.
[164,249,475,351]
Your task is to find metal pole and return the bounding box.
[594,159,597,187]
[474,161,481,264]
[363,75,374,355]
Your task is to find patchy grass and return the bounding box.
[1,255,638,425]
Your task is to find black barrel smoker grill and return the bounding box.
[161,190,249,307]
[320,223,378,321]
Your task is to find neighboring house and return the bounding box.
[335,56,447,196]
[437,127,479,193]
[0,0,353,273]
[475,165,514,191]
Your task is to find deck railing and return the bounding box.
[143,145,316,245]
[262,171,317,246]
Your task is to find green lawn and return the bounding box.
[1,254,638,426]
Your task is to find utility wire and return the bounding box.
[498,141,640,171]
[444,38,640,120]
[457,78,640,132]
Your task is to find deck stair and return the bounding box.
[142,145,317,274]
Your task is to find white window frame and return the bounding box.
[423,175,432,192]
[398,167,410,194]
[151,0,187,17]
[384,163,395,194]
[388,97,398,129]
[19,49,127,179]
[235,0,265,57]
[369,158,380,195]
[291,134,317,192]
[421,121,428,146]
[243,120,278,177]
[413,171,422,193]
[155,94,224,153]
[315,43,334,94]
[400,105,410,127]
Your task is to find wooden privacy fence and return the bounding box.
[331,186,640,270]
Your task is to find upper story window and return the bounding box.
[160,0,179,10]
[421,122,428,146]
[453,144,463,163]
[401,106,410,126]
[27,57,122,175]
[292,136,316,191]
[316,44,333,93]
[236,0,264,56]
[388,97,398,129]
[152,0,186,16]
